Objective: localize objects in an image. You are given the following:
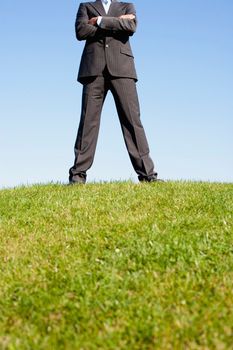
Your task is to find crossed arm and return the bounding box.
[88,14,136,26]
[88,14,136,28]
[75,3,137,41]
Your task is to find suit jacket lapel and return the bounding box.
[90,1,106,16]
[108,1,119,17]
[90,0,119,17]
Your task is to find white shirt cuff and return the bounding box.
[97,16,102,26]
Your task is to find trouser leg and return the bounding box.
[69,76,107,179]
[110,77,157,178]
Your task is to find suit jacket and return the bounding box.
[75,0,138,83]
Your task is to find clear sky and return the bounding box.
[1,0,233,188]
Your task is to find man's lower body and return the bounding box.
[69,69,158,184]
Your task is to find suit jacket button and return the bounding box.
[106,44,109,48]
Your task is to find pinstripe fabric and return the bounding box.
[76,1,138,82]
[110,77,155,176]
[70,72,156,178]
[69,1,157,180]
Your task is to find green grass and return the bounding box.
[0,181,232,349]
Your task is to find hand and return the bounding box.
[119,14,136,20]
[88,17,98,26]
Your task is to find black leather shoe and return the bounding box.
[69,173,86,185]
[138,174,164,183]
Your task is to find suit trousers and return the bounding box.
[69,70,156,179]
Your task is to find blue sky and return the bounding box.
[1,0,233,187]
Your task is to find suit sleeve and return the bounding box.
[75,3,102,41]
[98,3,137,35]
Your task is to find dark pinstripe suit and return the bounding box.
[69,0,157,181]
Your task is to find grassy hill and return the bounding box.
[0,181,232,349]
